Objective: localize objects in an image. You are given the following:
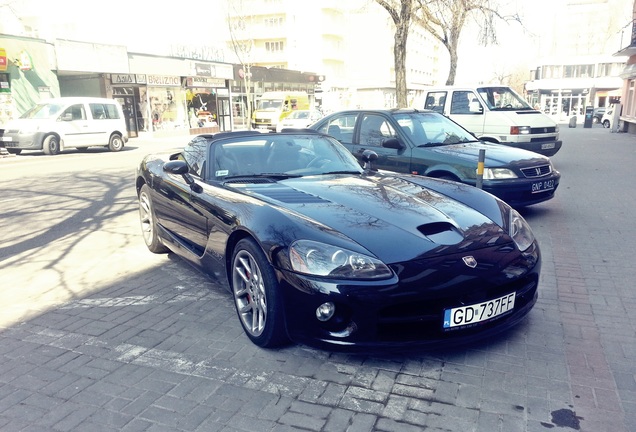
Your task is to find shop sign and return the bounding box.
[0,48,7,72]
[147,75,181,86]
[187,77,225,88]
[194,62,234,79]
[112,74,148,84]
[112,74,136,84]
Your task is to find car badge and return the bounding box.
[462,256,477,268]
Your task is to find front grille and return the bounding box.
[521,164,552,178]
[530,126,557,134]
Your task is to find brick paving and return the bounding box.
[0,126,634,431]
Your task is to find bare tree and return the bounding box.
[225,0,255,129]
[375,0,419,108]
[415,0,520,85]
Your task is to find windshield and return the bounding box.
[288,111,310,119]
[393,112,477,146]
[477,87,532,111]
[212,134,363,181]
[20,103,65,119]
[255,99,283,110]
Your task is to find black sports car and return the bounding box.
[135,130,540,351]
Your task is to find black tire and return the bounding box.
[108,134,124,152]
[138,184,169,254]
[231,238,289,348]
[42,135,60,155]
[602,120,610,129]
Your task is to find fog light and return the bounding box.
[316,302,336,322]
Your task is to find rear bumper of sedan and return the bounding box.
[277,242,541,353]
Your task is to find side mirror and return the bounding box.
[61,113,73,122]
[469,101,483,113]
[163,160,202,193]
[382,137,406,150]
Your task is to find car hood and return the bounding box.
[3,118,54,129]
[233,174,513,263]
[423,141,549,166]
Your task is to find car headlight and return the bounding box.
[509,209,534,251]
[482,168,518,179]
[510,126,531,135]
[289,240,392,279]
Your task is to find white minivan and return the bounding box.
[0,97,129,155]
[422,86,562,156]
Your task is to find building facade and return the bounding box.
[614,1,636,133]
[0,34,320,135]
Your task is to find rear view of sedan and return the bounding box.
[311,109,560,208]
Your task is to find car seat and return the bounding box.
[327,124,342,140]
[265,140,301,172]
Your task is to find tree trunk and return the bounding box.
[445,46,458,85]
[394,24,409,107]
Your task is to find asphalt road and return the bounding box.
[0,125,634,432]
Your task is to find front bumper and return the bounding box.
[481,171,561,208]
[278,241,540,353]
[0,131,44,150]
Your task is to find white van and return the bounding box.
[0,97,129,155]
[422,86,562,156]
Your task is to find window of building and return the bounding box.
[265,41,285,52]
[264,17,284,27]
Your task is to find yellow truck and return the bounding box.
[251,91,310,132]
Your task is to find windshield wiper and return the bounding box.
[321,170,362,175]
[223,173,303,181]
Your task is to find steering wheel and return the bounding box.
[307,157,332,168]
[429,131,447,142]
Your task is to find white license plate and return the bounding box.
[531,179,555,193]
[541,143,555,149]
[1,137,12,142]
[443,292,515,329]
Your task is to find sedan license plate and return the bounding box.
[531,179,555,193]
[541,143,555,149]
[1,136,12,142]
[443,292,515,329]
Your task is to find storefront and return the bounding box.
[0,36,59,127]
[230,65,320,130]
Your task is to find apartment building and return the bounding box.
[223,0,444,111]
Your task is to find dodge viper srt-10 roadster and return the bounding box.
[135,130,540,351]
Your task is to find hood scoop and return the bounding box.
[417,222,464,245]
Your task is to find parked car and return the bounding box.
[592,107,606,124]
[275,109,323,132]
[0,97,128,155]
[136,130,541,351]
[601,106,615,129]
[310,109,560,208]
